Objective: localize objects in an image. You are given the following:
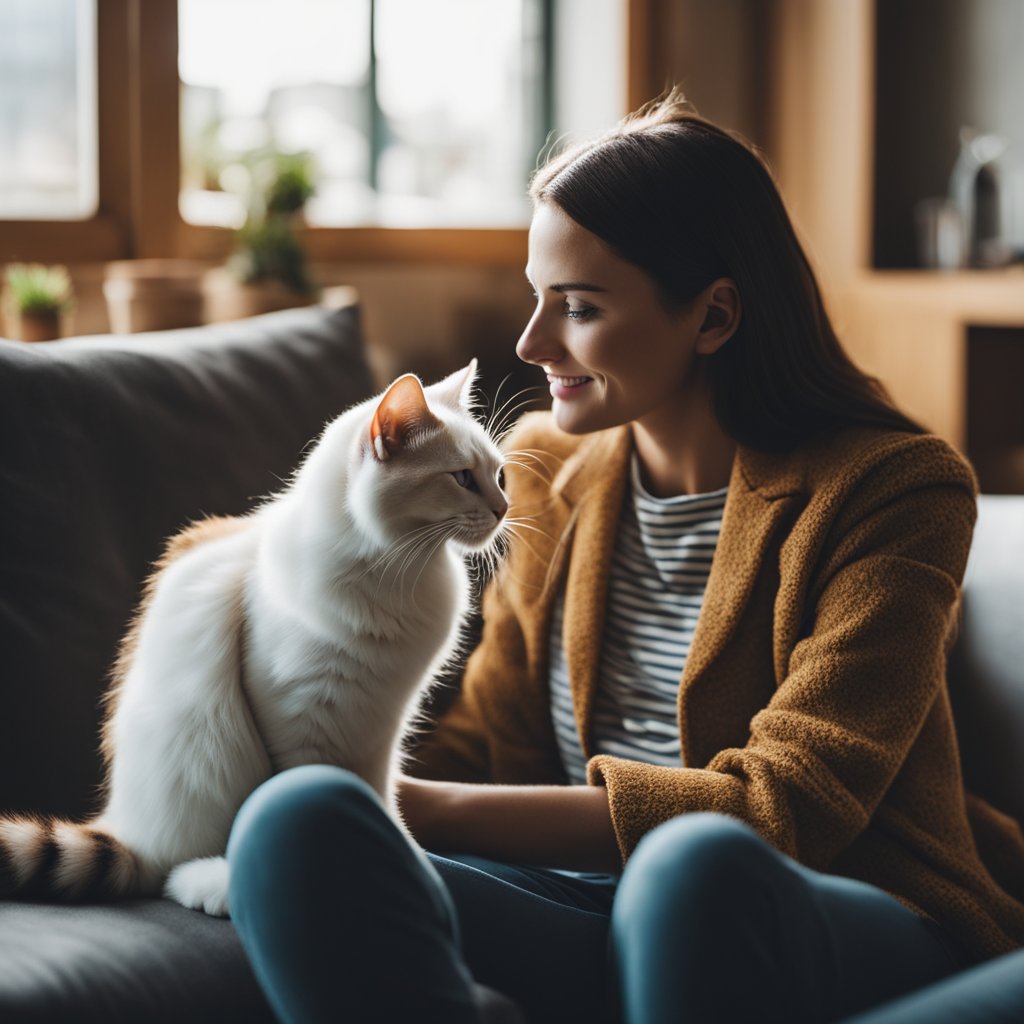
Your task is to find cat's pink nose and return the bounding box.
[493,501,508,522]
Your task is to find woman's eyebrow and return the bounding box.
[523,270,607,293]
[549,282,608,293]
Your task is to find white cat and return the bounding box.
[0,360,507,917]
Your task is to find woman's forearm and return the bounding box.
[398,777,623,873]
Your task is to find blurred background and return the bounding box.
[2,0,1023,491]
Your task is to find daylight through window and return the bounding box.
[0,0,98,221]
[178,0,550,230]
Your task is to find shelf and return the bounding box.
[846,269,1024,326]
[834,273,1024,493]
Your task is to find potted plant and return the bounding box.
[204,151,320,322]
[103,259,207,334]
[2,263,74,342]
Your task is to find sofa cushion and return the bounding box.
[0,305,374,819]
[0,899,274,1023]
[948,494,1024,827]
[0,897,527,1024]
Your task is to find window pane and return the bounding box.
[0,0,98,220]
[179,0,371,229]
[178,0,547,229]
[373,0,542,227]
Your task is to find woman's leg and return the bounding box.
[842,948,1024,1023]
[227,765,619,1024]
[612,813,963,1024]
[431,854,618,1024]
[227,764,480,1024]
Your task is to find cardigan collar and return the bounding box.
[549,425,804,507]
[548,424,803,764]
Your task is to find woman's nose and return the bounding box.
[515,309,559,366]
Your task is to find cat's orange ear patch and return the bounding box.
[370,374,439,461]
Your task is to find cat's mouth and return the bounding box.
[452,522,503,551]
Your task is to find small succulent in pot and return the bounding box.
[204,150,319,322]
[3,263,74,342]
[228,213,314,295]
[228,151,317,295]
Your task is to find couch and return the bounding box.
[0,302,1021,1022]
[0,302,525,1023]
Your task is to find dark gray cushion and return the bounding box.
[0,898,526,1023]
[0,305,373,819]
[0,900,273,1023]
[948,494,1024,828]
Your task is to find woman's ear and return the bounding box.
[695,278,741,355]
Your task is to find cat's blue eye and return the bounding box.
[496,467,506,491]
[452,469,479,492]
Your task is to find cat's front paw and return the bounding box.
[164,856,231,917]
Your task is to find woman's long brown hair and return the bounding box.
[530,91,924,452]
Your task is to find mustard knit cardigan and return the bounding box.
[415,413,1024,962]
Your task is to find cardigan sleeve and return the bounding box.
[588,438,978,869]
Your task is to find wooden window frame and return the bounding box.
[1,0,656,267]
[1,0,134,263]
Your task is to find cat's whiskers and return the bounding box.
[503,515,548,540]
[485,383,546,444]
[373,522,455,607]
[483,372,516,436]
[407,524,461,605]
[391,524,451,585]
[501,518,553,569]
[488,391,547,445]
[354,521,448,583]
[503,449,563,481]
[484,378,530,437]
[503,456,556,489]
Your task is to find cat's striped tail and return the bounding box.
[0,816,141,901]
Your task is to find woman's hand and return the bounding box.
[396,775,622,873]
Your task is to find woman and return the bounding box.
[225,93,1024,1023]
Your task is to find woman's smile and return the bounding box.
[546,373,594,399]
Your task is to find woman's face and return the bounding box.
[517,201,712,437]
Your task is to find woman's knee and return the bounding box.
[227,764,382,869]
[614,812,778,932]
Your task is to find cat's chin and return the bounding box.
[451,525,503,553]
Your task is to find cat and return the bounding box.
[0,360,507,917]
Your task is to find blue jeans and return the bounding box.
[843,949,1024,1023]
[227,766,964,1023]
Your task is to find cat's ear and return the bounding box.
[429,358,478,412]
[370,374,439,461]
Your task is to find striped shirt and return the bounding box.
[549,455,727,784]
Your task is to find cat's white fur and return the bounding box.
[0,361,507,917]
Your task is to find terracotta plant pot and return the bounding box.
[103,260,206,333]
[15,309,63,342]
[202,267,319,323]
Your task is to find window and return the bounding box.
[0,0,98,220]
[1,0,648,264]
[178,0,550,230]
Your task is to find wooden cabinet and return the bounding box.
[752,2,1024,492]
[834,271,1024,492]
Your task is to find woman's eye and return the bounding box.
[452,469,479,491]
[563,301,596,322]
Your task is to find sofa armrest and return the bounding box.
[948,494,1024,828]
